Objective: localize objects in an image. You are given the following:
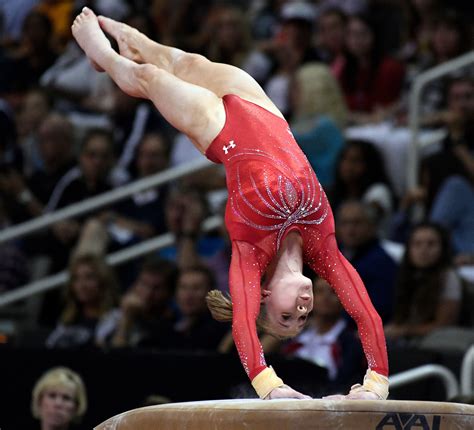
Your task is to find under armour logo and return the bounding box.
[223,140,236,154]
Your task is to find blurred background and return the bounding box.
[0,0,473,428]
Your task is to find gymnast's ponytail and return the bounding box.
[206,290,233,322]
[206,290,289,338]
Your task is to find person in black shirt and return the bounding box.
[43,128,114,271]
[151,265,230,351]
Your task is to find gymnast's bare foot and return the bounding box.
[72,7,113,72]
[72,7,148,99]
[98,15,151,64]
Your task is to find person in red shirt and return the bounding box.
[337,14,405,124]
[71,7,389,401]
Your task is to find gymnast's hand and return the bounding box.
[265,385,311,400]
[323,369,388,401]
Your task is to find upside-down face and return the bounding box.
[262,272,313,337]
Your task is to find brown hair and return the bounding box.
[61,254,118,325]
[206,290,300,339]
[140,255,178,295]
[180,265,216,291]
[393,223,452,325]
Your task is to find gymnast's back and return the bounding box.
[205,94,331,255]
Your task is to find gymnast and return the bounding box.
[72,7,389,401]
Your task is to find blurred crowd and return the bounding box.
[1,0,474,402]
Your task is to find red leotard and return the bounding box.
[205,94,388,382]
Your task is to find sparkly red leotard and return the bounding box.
[205,94,388,382]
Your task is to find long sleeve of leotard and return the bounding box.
[308,233,389,377]
[229,240,268,381]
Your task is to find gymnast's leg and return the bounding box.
[97,15,283,118]
[72,8,224,152]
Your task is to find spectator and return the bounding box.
[104,131,170,250]
[0,112,74,237]
[2,112,76,324]
[202,4,270,83]
[290,62,346,188]
[46,254,118,348]
[397,0,442,63]
[336,200,398,323]
[316,7,347,77]
[40,128,114,270]
[96,257,178,348]
[1,10,57,93]
[429,10,472,65]
[76,131,171,281]
[282,276,364,390]
[21,112,75,219]
[46,128,114,212]
[391,77,474,244]
[412,10,473,116]
[15,87,53,176]
[18,130,112,271]
[262,2,320,115]
[329,139,395,228]
[31,366,87,430]
[163,191,230,293]
[421,77,474,208]
[337,13,405,124]
[385,223,462,341]
[160,186,225,266]
[146,265,230,351]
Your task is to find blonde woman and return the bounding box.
[46,254,118,348]
[290,62,347,187]
[32,367,87,430]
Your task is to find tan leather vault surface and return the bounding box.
[95,398,474,429]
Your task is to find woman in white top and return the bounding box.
[384,222,462,340]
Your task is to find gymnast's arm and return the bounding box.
[307,234,389,400]
[229,240,310,400]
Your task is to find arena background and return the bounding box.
[0,0,473,429]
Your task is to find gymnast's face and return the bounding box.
[263,273,313,336]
